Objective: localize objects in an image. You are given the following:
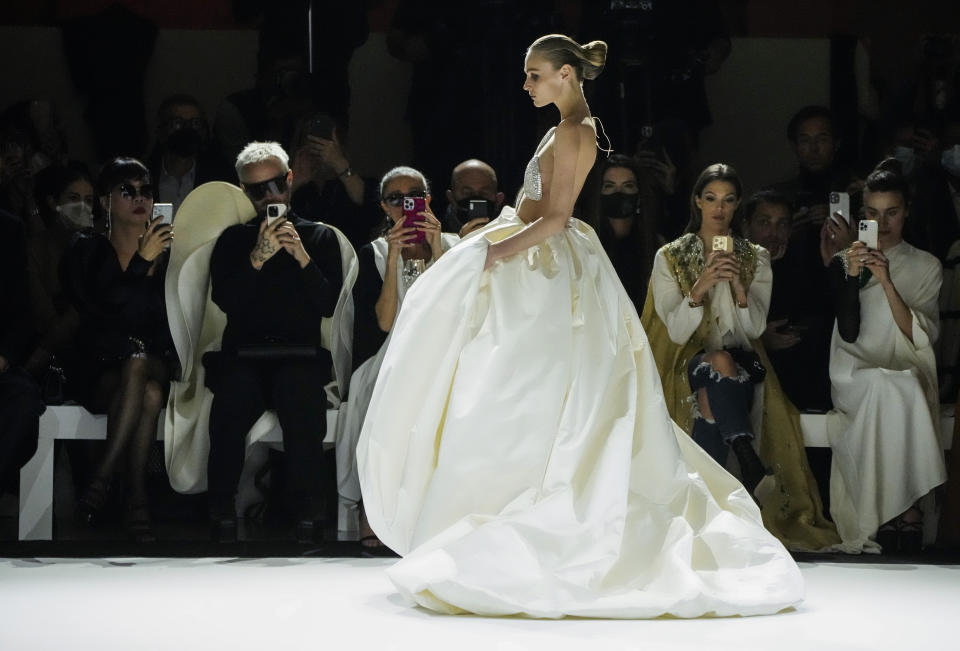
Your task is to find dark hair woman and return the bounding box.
[60,156,176,542]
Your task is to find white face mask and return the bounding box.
[56,201,94,229]
[942,144,960,178]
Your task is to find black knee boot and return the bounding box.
[729,435,772,498]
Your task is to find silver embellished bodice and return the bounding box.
[522,127,555,201]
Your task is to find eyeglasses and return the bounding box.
[116,183,154,200]
[242,174,288,201]
[382,190,426,207]
[162,117,207,132]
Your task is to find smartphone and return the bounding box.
[829,191,850,226]
[152,203,174,225]
[307,113,336,139]
[468,199,492,220]
[402,196,427,244]
[266,203,288,226]
[858,219,879,249]
[711,235,733,253]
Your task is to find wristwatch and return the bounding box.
[337,166,354,178]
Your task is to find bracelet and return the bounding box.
[687,296,704,308]
[737,301,748,308]
[337,165,353,178]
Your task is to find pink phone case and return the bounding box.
[402,196,427,244]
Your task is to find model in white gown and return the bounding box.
[357,35,803,618]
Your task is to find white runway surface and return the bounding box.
[0,557,957,651]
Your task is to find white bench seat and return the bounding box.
[18,404,953,541]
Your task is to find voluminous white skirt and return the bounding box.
[357,208,803,618]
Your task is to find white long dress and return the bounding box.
[337,234,459,532]
[827,241,948,553]
[356,201,804,618]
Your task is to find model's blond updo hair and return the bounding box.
[527,34,608,81]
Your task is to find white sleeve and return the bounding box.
[652,248,704,345]
[734,246,772,340]
[908,256,943,349]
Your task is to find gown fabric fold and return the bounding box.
[357,208,803,619]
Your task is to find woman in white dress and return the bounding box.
[828,159,947,554]
[357,34,803,618]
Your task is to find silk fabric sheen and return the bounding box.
[357,207,803,618]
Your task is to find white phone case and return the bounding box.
[152,203,174,225]
[858,219,879,249]
[829,191,850,225]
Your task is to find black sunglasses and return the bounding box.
[116,182,154,200]
[242,174,288,201]
[382,190,426,207]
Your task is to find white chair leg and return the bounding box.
[19,438,55,540]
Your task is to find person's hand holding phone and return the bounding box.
[385,218,418,261]
[844,241,871,277]
[249,216,287,270]
[690,250,740,303]
[459,217,490,238]
[274,220,311,268]
[635,147,677,194]
[414,204,444,259]
[305,129,349,176]
[138,215,173,261]
[861,248,890,284]
[820,211,854,266]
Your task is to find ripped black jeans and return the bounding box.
[686,348,766,465]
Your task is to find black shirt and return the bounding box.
[60,232,172,364]
[209,212,343,353]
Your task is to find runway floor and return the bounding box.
[0,557,957,651]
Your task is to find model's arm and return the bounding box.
[484,122,587,268]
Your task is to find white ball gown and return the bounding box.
[357,200,803,618]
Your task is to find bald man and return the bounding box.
[444,159,505,237]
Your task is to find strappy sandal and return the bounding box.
[124,500,157,543]
[77,476,111,525]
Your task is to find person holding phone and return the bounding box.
[60,157,175,543]
[345,165,453,553]
[289,112,381,249]
[641,164,838,553]
[357,35,804,619]
[203,141,344,544]
[827,159,946,554]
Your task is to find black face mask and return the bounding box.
[455,196,497,221]
[166,127,203,157]
[601,192,639,219]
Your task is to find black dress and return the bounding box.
[60,233,175,410]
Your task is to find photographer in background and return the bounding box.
[443,158,504,236]
[203,141,343,544]
[289,112,380,249]
[148,95,233,215]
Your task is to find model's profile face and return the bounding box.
[522,53,561,107]
[863,190,906,247]
[695,179,739,232]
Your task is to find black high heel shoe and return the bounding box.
[124,500,157,543]
[76,476,111,525]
